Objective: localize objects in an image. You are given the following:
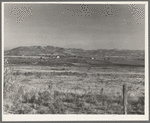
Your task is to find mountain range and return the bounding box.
[4,46,144,59]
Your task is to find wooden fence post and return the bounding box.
[123,84,128,114]
[100,88,105,105]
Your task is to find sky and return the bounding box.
[4,3,145,50]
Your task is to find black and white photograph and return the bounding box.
[2,2,149,121]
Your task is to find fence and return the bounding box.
[123,83,128,114]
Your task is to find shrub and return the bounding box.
[128,95,144,114]
[4,58,13,90]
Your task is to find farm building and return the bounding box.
[57,56,60,58]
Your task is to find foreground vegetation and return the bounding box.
[3,58,144,114]
[3,87,144,114]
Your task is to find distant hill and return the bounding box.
[4,46,144,59]
[4,46,83,56]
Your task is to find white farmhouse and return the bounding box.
[57,56,60,58]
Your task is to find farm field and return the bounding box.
[3,56,145,114]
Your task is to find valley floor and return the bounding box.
[3,64,145,114]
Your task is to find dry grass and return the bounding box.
[4,88,144,114]
[3,58,144,114]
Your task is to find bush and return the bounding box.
[128,95,144,114]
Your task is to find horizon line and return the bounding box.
[4,45,145,51]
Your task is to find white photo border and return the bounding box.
[2,1,149,121]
